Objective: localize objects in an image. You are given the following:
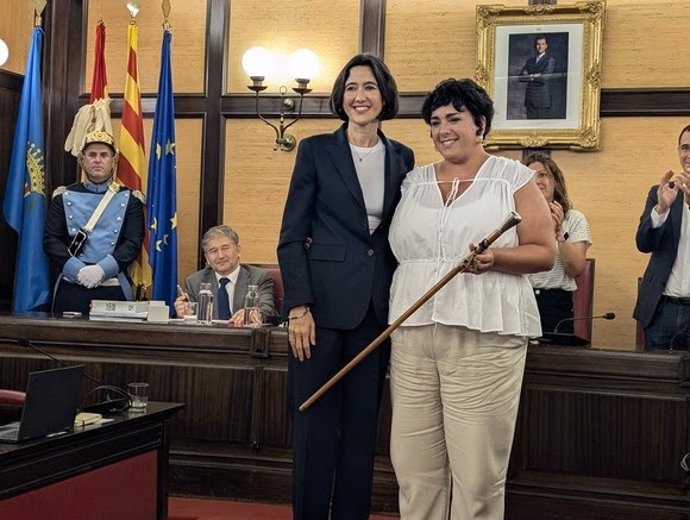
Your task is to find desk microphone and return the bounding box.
[17,338,131,413]
[668,330,690,352]
[553,312,616,334]
[681,452,690,472]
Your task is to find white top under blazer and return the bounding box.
[388,155,542,337]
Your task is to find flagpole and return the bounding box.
[147,0,179,311]
[121,0,151,298]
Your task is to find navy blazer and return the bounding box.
[633,186,685,327]
[277,124,414,330]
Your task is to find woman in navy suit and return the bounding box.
[277,54,414,520]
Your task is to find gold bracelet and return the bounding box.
[288,307,310,320]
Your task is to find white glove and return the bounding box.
[77,264,106,289]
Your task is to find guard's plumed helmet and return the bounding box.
[80,130,119,157]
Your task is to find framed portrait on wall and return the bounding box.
[475,1,605,150]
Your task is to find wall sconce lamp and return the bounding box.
[242,47,320,152]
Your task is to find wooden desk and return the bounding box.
[0,400,183,520]
[0,315,688,519]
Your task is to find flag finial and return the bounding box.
[162,0,171,29]
[126,0,141,18]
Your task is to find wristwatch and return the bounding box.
[556,231,569,243]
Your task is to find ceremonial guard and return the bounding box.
[44,130,145,315]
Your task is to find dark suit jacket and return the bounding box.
[520,53,556,108]
[184,264,275,320]
[633,186,685,327]
[277,124,414,329]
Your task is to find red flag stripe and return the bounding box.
[121,104,145,141]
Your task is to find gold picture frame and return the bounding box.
[476,1,605,150]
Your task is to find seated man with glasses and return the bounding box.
[174,225,275,325]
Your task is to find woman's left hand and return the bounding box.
[550,201,564,232]
[467,245,495,275]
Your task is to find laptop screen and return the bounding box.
[13,365,83,442]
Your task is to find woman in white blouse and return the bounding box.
[523,152,592,335]
[387,78,555,520]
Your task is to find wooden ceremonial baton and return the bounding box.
[299,211,522,412]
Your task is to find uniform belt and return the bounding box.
[662,295,690,305]
[64,276,120,287]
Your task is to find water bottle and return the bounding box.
[198,282,214,325]
[243,284,262,328]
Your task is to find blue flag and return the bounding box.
[147,29,178,310]
[2,27,50,313]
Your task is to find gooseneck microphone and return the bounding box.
[668,330,690,352]
[17,338,132,413]
[553,312,616,334]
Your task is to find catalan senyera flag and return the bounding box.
[2,27,50,312]
[90,20,108,102]
[119,20,151,291]
[147,29,178,310]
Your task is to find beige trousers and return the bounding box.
[389,324,527,520]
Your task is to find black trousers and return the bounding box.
[53,281,126,315]
[534,287,574,334]
[289,303,389,520]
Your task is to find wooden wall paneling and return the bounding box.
[83,0,207,94]
[398,89,690,118]
[44,1,83,194]
[225,0,360,95]
[0,1,35,75]
[385,0,690,92]
[603,0,690,89]
[384,0,527,93]
[0,80,21,307]
[257,368,292,449]
[360,0,386,56]
[16,0,690,348]
[198,0,227,261]
[223,118,338,264]
[521,388,687,481]
[110,117,203,286]
[1,319,689,518]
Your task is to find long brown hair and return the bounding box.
[523,152,572,213]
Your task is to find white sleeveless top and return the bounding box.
[388,155,542,337]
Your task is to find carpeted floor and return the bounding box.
[167,496,399,520]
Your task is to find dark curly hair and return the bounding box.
[329,54,399,122]
[421,78,494,138]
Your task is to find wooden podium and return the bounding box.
[0,401,183,520]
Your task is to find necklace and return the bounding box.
[350,140,380,162]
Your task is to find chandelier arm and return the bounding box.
[282,93,306,133]
[254,93,281,142]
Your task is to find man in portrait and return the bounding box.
[519,35,556,119]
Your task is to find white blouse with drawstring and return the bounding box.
[388,155,542,337]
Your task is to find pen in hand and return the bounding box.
[176,284,188,301]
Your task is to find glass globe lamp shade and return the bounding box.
[242,47,273,79]
[0,39,8,67]
[288,49,320,81]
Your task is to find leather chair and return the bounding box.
[251,263,284,318]
[0,389,25,424]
